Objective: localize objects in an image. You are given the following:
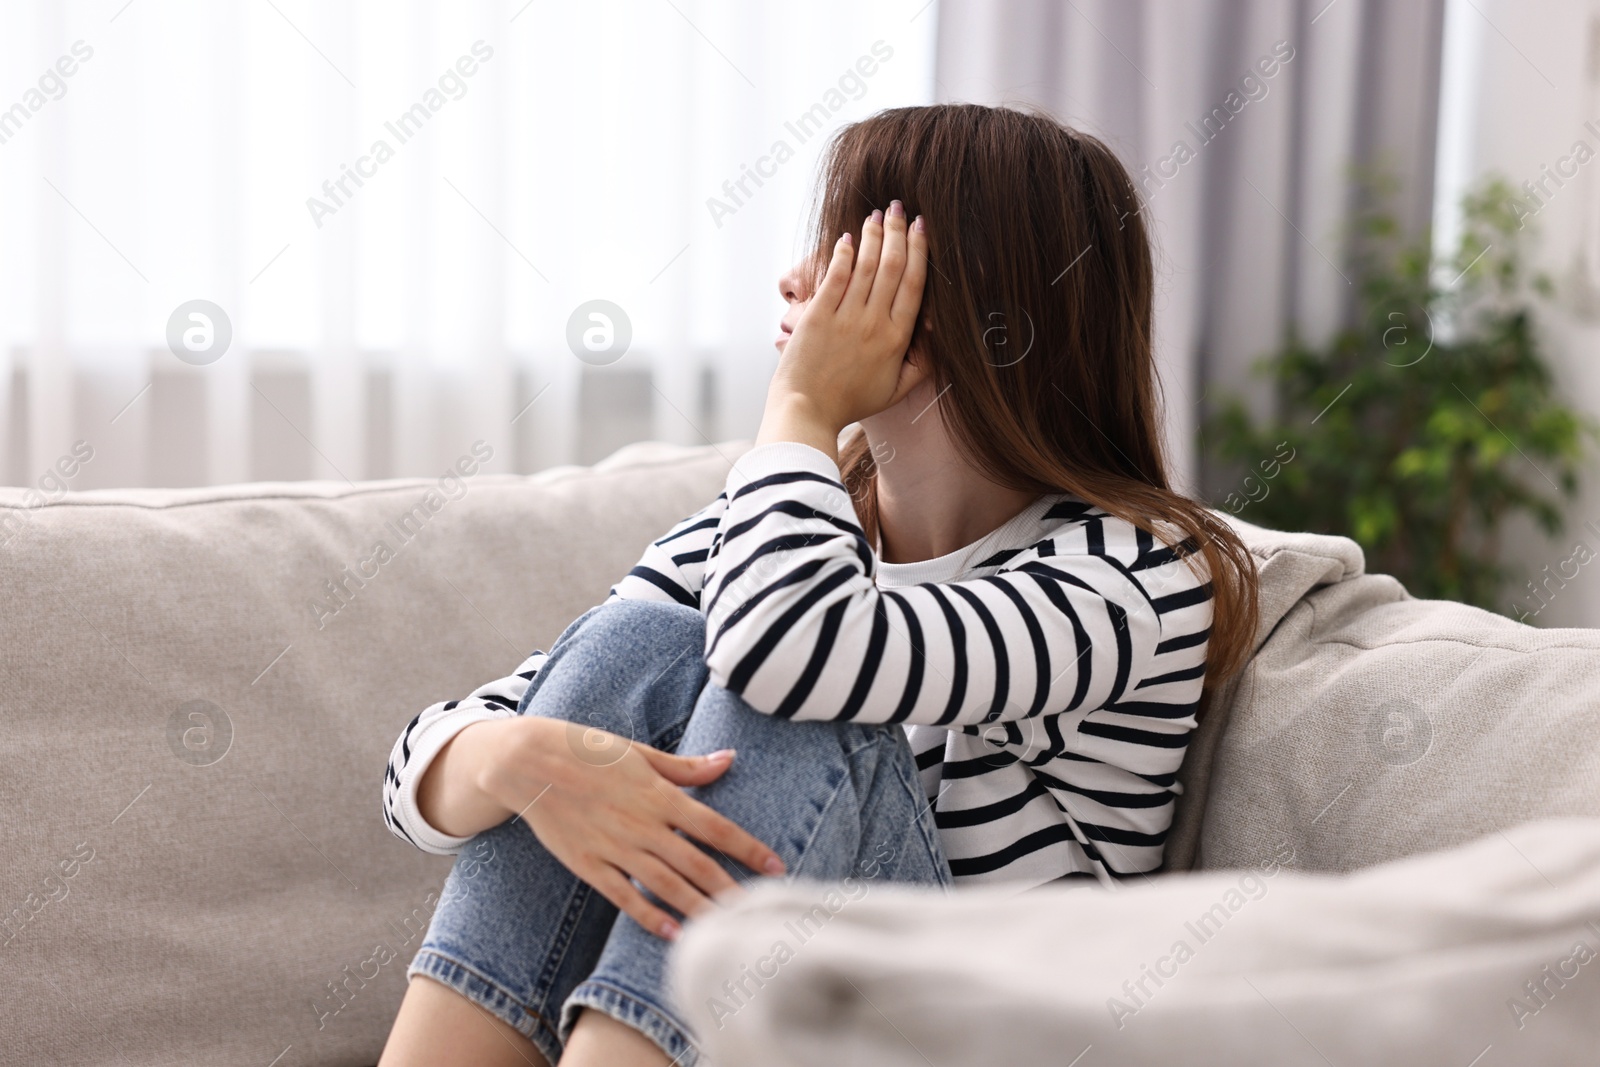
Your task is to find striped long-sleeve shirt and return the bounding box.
[383,441,1214,888]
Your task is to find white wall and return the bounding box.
[1434,0,1600,625]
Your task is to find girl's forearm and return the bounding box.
[416,718,524,839]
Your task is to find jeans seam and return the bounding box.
[792,786,845,881]
[789,727,940,882]
[837,722,891,759]
[886,733,954,888]
[530,871,604,1020]
[658,719,688,754]
[788,731,880,880]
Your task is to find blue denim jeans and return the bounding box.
[407,599,952,1066]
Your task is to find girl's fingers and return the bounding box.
[812,231,855,313]
[673,793,786,877]
[867,202,910,317]
[639,743,734,786]
[659,832,748,900]
[888,214,929,328]
[593,865,682,941]
[630,851,715,920]
[842,210,884,308]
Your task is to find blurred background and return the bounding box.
[2,0,1598,625]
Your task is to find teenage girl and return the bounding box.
[378,103,1259,1067]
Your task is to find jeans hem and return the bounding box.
[408,949,564,1067]
[563,977,699,1066]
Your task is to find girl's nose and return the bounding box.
[774,265,800,302]
[778,262,809,304]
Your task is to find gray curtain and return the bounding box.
[933,0,1447,495]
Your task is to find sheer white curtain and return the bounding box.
[0,0,936,489]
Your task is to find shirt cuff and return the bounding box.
[393,706,505,855]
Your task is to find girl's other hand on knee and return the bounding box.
[476,718,787,941]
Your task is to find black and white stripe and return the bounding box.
[383,441,1213,889]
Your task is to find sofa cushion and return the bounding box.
[1165,516,1364,869]
[0,442,739,1067]
[1172,516,1600,873]
[672,816,1600,1066]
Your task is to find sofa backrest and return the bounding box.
[1170,516,1600,873]
[0,442,737,1067]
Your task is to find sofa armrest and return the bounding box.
[673,818,1600,1066]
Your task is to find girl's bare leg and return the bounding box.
[379,975,551,1067]
[559,1008,673,1066]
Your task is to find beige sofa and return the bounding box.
[3,441,1597,1066]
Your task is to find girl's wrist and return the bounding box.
[474,715,564,801]
[415,723,488,837]
[755,394,842,462]
[420,716,545,838]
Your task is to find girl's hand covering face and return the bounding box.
[757,202,929,459]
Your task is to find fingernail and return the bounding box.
[660,919,681,940]
[840,231,853,246]
[870,209,884,225]
[888,200,905,218]
[705,748,735,763]
[912,215,925,233]
[763,855,786,875]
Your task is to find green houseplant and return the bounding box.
[1203,176,1599,617]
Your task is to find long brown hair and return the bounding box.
[810,103,1259,695]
